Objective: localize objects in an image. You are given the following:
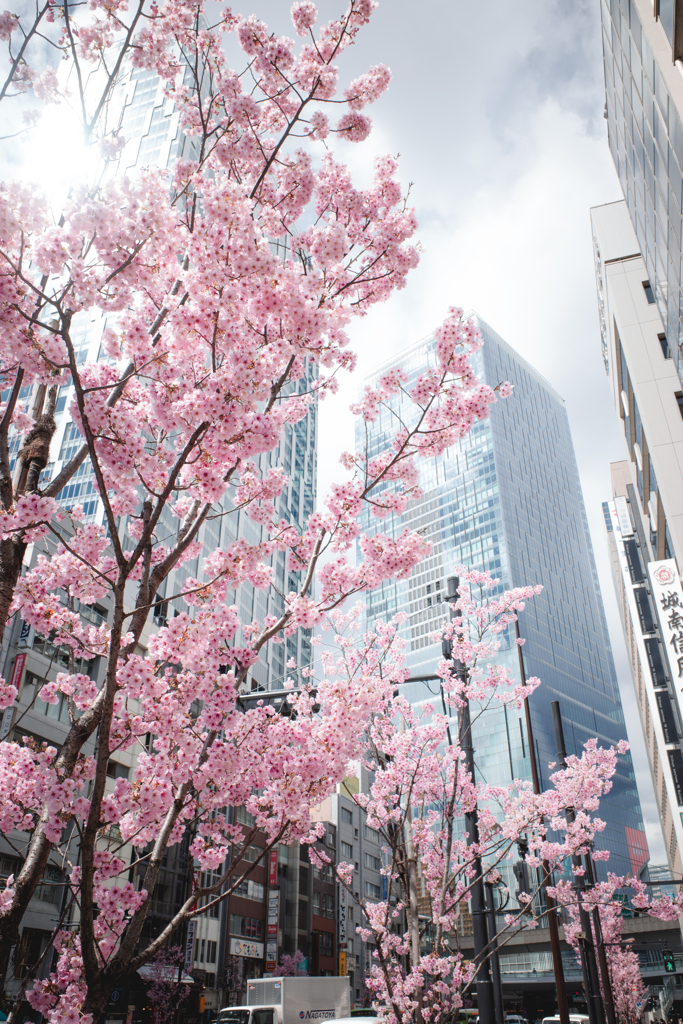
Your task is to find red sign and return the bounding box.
[265,961,277,971]
[267,923,277,937]
[10,653,25,691]
[269,849,277,886]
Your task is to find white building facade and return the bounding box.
[592,198,683,878]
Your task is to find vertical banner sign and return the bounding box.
[184,919,196,972]
[648,560,683,681]
[614,495,634,536]
[269,849,277,886]
[338,883,346,949]
[338,951,346,976]
[0,653,25,740]
[9,652,25,691]
[266,888,279,970]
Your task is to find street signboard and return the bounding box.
[184,920,196,972]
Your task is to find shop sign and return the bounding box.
[338,883,346,945]
[184,920,196,972]
[648,560,683,680]
[230,938,264,959]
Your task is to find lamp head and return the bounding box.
[446,576,459,603]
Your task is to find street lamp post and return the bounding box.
[514,618,570,1024]
[551,701,607,1024]
[484,882,505,1024]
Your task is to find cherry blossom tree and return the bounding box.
[144,945,189,1024]
[0,0,150,133]
[0,0,518,1012]
[312,574,683,1024]
[272,949,308,977]
[551,875,650,1024]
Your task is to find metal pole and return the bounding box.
[514,619,570,1024]
[551,701,606,1024]
[584,854,617,1024]
[446,577,495,1024]
[485,883,505,1024]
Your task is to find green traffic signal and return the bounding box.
[663,951,676,973]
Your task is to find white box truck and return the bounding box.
[219,976,351,1024]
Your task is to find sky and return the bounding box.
[242,0,669,857]
[1,0,666,856]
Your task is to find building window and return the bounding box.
[198,869,222,919]
[232,876,264,902]
[241,844,263,864]
[318,931,334,957]
[152,598,168,626]
[341,842,353,859]
[0,855,19,883]
[364,853,381,871]
[659,333,670,358]
[14,928,51,979]
[32,635,94,676]
[235,806,256,827]
[341,807,353,825]
[313,862,334,884]
[230,915,263,939]
[676,393,683,419]
[643,280,655,303]
[59,421,84,462]
[364,825,380,844]
[365,881,381,899]
[106,760,129,780]
[0,857,61,906]
[322,892,335,919]
[313,891,320,914]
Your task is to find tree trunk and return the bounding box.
[404,806,423,1024]
[0,535,26,647]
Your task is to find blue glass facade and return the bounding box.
[600,0,683,382]
[356,316,647,877]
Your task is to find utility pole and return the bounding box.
[445,576,495,1024]
[484,882,505,1024]
[551,701,606,1024]
[514,619,570,1024]
[583,854,617,1024]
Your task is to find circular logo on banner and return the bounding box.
[300,1013,306,1018]
[654,565,677,586]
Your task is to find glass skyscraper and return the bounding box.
[600,0,683,383]
[356,315,647,878]
[2,56,318,693]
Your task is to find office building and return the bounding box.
[312,769,384,1006]
[0,55,317,1022]
[356,316,647,881]
[592,198,683,878]
[599,0,683,379]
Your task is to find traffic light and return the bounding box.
[663,950,676,973]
